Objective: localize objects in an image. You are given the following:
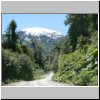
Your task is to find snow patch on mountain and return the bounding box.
[21,27,63,37]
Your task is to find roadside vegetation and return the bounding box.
[2,14,98,86]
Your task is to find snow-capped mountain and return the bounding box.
[18,27,63,43]
[18,27,63,56]
[18,27,63,40]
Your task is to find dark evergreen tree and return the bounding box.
[64,14,98,51]
[5,20,19,51]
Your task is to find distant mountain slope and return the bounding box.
[18,27,63,42]
[18,27,63,57]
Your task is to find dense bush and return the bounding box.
[18,54,34,80]
[52,42,98,86]
[2,49,20,83]
[52,14,98,86]
[2,49,36,84]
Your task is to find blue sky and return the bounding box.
[2,14,69,36]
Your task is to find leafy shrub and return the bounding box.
[89,75,98,86]
[16,43,23,53]
[51,55,59,73]
[2,49,36,84]
[52,43,98,86]
[2,49,20,82]
[18,54,34,80]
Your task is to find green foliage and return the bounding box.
[51,55,59,73]
[52,14,98,86]
[33,69,45,79]
[76,35,90,49]
[2,49,20,82]
[2,14,98,86]
[32,37,44,69]
[16,43,23,53]
[52,42,98,86]
[2,40,45,84]
[18,54,34,80]
[4,20,19,51]
[2,47,42,84]
[89,75,98,86]
[64,14,98,51]
[2,36,45,84]
[21,44,29,55]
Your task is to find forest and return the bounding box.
[2,14,98,86]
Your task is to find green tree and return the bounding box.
[2,49,20,82]
[18,54,34,80]
[5,20,19,51]
[10,20,18,51]
[32,37,44,69]
[64,14,97,51]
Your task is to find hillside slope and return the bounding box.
[52,32,98,86]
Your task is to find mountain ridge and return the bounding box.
[17,27,63,57]
[18,27,63,44]
[21,27,63,37]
